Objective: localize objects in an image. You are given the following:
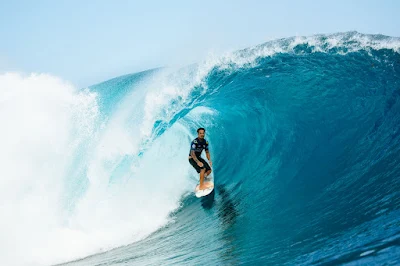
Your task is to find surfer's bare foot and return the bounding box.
[199,182,211,190]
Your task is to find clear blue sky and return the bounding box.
[1,0,399,87]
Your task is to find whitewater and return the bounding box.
[0,31,399,265]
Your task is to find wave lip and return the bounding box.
[203,31,400,71]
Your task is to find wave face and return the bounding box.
[1,32,400,266]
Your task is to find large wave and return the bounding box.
[1,31,399,265]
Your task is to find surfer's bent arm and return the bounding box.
[191,150,199,162]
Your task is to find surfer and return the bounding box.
[188,128,212,190]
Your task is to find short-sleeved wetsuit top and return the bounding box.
[189,137,209,158]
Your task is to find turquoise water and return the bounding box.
[2,32,399,266]
[58,32,400,265]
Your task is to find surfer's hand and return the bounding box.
[209,161,212,167]
[197,161,204,167]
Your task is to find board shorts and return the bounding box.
[189,157,211,173]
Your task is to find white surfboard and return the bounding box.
[195,179,214,198]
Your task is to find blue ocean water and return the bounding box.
[57,32,400,266]
[52,32,400,266]
[4,32,398,266]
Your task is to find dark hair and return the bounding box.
[197,127,205,133]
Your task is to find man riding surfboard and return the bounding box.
[188,128,213,190]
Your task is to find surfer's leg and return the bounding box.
[203,159,212,178]
[199,168,206,189]
[204,169,211,178]
[198,157,211,178]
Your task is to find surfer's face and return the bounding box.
[198,130,205,139]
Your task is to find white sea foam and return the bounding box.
[200,31,400,72]
[0,72,195,266]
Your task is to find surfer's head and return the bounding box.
[197,128,205,139]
